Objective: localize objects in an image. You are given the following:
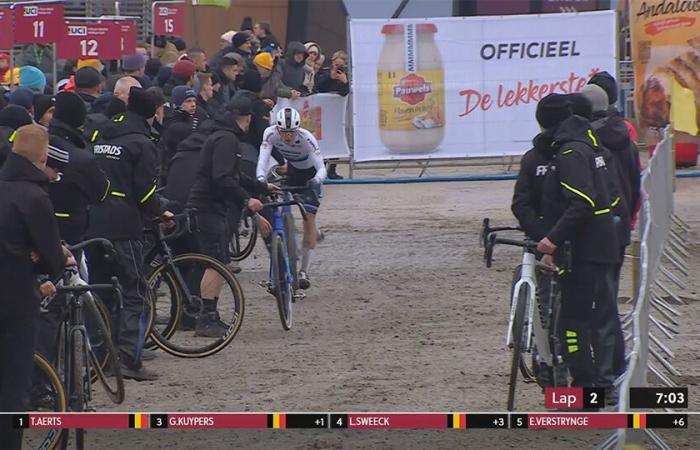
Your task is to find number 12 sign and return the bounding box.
[13,2,65,44]
[152,2,184,36]
[57,20,122,60]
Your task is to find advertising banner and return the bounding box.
[13,2,65,44]
[271,94,351,160]
[119,21,137,56]
[630,0,700,140]
[152,2,185,36]
[57,20,122,60]
[349,12,616,161]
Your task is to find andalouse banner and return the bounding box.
[349,11,616,162]
[630,0,700,141]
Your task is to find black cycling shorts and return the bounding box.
[194,212,230,264]
[287,165,321,214]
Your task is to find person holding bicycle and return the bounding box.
[534,94,620,390]
[256,107,326,290]
[187,96,276,337]
[0,124,74,449]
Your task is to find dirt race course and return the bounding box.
[85,175,700,449]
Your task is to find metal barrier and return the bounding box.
[599,128,692,450]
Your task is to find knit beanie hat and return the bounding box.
[19,66,47,93]
[75,67,103,89]
[580,84,609,114]
[171,86,197,107]
[8,88,35,111]
[254,52,274,71]
[33,94,55,122]
[173,60,196,81]
[54,91,87,129]
[233,31,250,49]
[535,93,572,130]
[127,86,157,119]
[239,69,262,93]
[588,71,617,105]
[565,93,593,121]
[0,104,33,130]
[122,53,147,72]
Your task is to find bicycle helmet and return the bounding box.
[276,107,301,131]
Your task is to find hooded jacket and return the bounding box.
[232,89,270,150]
[511,132,555,241]
[540,115,620,265]
[591,111,641,247]
[163,120,212,212]
[48,118,110,244]
[186,111,268,216]
[0,153,66,319]
[85,112,161,240]
[160,106,199,179]
[280,42,309,93]
[314,65,350,96]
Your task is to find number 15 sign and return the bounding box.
[13,2,65,44]
[57,20,122,60]
[152,1,184,36]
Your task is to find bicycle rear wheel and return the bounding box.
[507,284,529,411]
[510,266,535,382]
[147,253,245,358]
[25,353,66,450]
[271,235,293,330]
[144,266,182,349]
[230,216,258,261]
[84,294,124,404]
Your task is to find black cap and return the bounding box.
[0,104,33,130]
[239,69,262,93]
[33,94,55,122]
[75,67,103,89]
[127,86,157,119]
[145,58,162,79]
[536,94,572,130]
[565,93,593,121]
[226,96,252,116]
[53,91,87,129]
[588,71,618,105]
[172,37,187,52]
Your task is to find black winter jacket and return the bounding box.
[314,67,349,96]
[48,119,110,244]
[540,116,620,265]
[232,89,270,150]
[511,132,555,241]
[0,153,66,319]
[85,112,162,240]
[186,112,267,217]
[164,120,211,212]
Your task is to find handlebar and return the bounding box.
[149,208,198,242]
[480,218,522,248]
[66,238,115,255]
[260,198,308,221]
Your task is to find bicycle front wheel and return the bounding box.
[148,253,245,358]
[510,266,535,382]
[230,216,258,261]
[71,329,87,449]
[507,284,529,411]
[271,235,293,330]
[84,294,124,404]
[24,353,66,450]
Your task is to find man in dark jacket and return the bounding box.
[75,67,103,111]
[535,94,620,390]
[233,69,271,150]
[0,124,68,448]
[85,87,172,381]
[213,54,243,105]
[160,86,199,182]
[187,97,269,336]
[280,42,309,95]
[0,105,33,167]
[47,92,111,244]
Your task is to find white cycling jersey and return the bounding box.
[256,126,327,183]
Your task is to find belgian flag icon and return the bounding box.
[448,414,466,429]
[129,413,149,429]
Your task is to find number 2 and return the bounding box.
[589,392,598,404]
[164,19,174,33]
[33,20,45,38]
[80,39,99,57]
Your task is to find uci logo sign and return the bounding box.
[23,6,39,16]
[68,26,87,36]
[159,7,172,16]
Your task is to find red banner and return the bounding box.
[152,2,184,36]
[118,21,137,55]
[345,414,447,429]
[57,20,122,60]
[165,414,268,429]
[13,2,64,44]
[27,413,130,429]
[0,7,13,49]
[528,414,629,429]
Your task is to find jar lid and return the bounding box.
[381,23,437,34]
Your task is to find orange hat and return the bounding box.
[253,52,273,71]
[76,59,104,73]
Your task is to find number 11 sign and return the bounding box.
[152,2,184,36]
[13,2,65,44]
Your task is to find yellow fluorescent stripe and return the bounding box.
[588,129,599,147]
[568,345,579,353]
[54,212,70,218]
[633,414,640,429]
[100,179,111,202]
[594,208,611,215]
[566,338,578,343]
[111,191,126,198]
[90,130,100,142]
[562,149,573,155]
[560,182,595,208]
[566,330,577,337]
[9,130,17,143]
[140,184,157,203]
[611,197,620,207]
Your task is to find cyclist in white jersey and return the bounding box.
[256,107,326,289]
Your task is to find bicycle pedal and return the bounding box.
[293,292,306,301]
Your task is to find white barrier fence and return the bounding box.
[601,128,692,450]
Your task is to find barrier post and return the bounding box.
[630,239,640,302]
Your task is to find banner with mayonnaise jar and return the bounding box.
[630,0,700,141]
[349,12,616,162]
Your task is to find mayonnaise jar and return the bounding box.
[378,23,445,154]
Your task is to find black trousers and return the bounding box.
[0,315,38,449]
[558,262,614,387]
[607,246,627,377]
[86,239,148,370]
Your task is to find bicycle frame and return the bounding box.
[269,191,296,289]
